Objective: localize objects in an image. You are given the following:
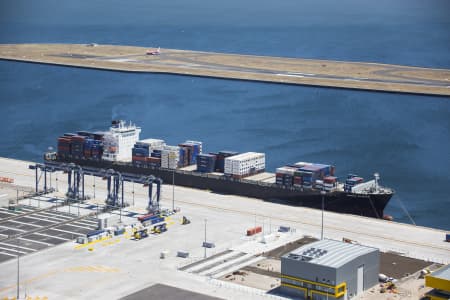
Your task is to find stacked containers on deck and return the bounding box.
[323,176,338,191]
[275,162,336,190]
[134,139,165,167]
[132,142,150,167]
[83,138,103,160]
[196,154,217,173]
[77,131,104,161]
[215,151,239,172]
[151,149,162,158]
[298,164,333,189]
[344,175,364,193]
[185,141,203,164]
[178,141,202,167]
[57,134,75,158]
[161,145,180,169]
[224,152,265,179]
[70,135,86,159]
[275,166,297,187]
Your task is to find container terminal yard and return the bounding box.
[0,157,449,299]
[0,43,449,96]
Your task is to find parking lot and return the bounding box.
[0,200,99,263]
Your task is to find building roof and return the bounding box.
[283,239,378,268]
[430,264,450,281]
[426,264,450,292]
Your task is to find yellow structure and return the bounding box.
[425,264,450,300]
[281,274,347,299]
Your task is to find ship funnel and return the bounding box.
[374,173,380,191]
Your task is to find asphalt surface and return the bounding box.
[0,202,98,263]
[121,284,224,300]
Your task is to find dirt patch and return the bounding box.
[380,252,435,279]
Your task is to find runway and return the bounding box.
[0,43,449,96]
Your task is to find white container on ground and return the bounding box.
[97,213,120,230]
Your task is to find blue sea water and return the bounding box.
[0,0,449,229]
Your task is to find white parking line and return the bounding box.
[18,237,53,246]
[63,223,96,230]
[0,251,17,257]
[0,242,37,252]
[0,246,28,254]
[7,220,41,227]
[18,215,59,223]
[33,232,70,241]
[34,213,72,222]
[49,228,82,236]
[0,209,19,216]
[0,225,26,232]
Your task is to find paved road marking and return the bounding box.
[0,225,26,232]
[33,232,70,241]
[0,246,28,254]
[6,220,41,227]
[0,242,36,252]
[18,237,53,246]
[17,215,60,223]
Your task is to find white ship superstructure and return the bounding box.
[102,120,141,162]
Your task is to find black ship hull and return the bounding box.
[55,158,393,218]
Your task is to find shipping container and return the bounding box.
[196,153,216,173]
[224,152,265,177]
[278,226,290,232]
[138,213,155,222]
[246,226,262,236]
[86,229,105,237]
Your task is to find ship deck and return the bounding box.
[0,43,449,96]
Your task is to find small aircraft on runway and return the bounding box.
[146,47,160,55]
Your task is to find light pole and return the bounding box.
[321,190,326,240]
[172,169,175,211]
[16,236,20,299]
[93,176,96,199]
[132,181,135,206]
[204,219,207,258]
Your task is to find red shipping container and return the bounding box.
[132,156,146,162]
[247,226,262,236]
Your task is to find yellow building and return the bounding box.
[425,264,450,300]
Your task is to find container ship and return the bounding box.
[47,120,394,218]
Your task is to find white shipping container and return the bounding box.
[276,167,296,175]
[138,138,166,150]
[97,213,120,229]
[224,152,265,176]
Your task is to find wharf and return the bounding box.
[0,156,449,299]
[0,43,449,96]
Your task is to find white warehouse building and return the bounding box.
[281,239,380,300]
